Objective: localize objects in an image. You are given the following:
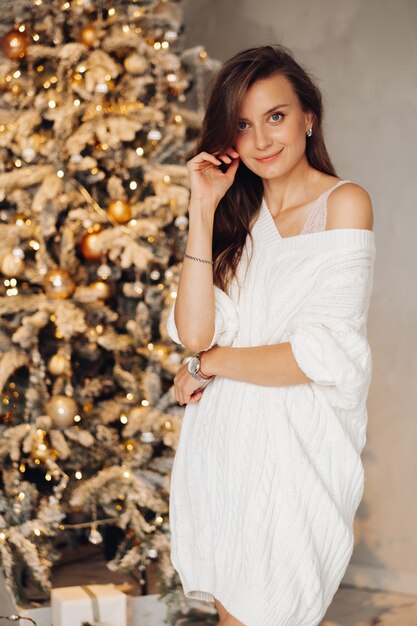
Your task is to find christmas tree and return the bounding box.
[0,0,219,621]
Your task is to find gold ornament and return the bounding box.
[107,200,132,224]
[0,29,30,60]
[80,230,103,261]
[1,252,24,277]
[46,395,78,428]
[48,353,70,376]
[152,343,170,358]
[30,430,49,462]
[124,54,147,75]
[2,411,14,423]
[44,269,75,299]
[88,280,112,300]
[80,23,98,48]
[0,76,9,91]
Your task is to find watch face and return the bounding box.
[188,356,200,375]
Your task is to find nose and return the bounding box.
[253,125,272,151]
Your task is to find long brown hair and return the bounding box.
[194,44,338,293]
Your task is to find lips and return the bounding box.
[256,148,284,162]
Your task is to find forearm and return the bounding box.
[174,197,217,351]
[201,343,313,387]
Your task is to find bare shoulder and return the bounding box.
[326,182,374,231]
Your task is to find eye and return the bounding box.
[270,112,284,122]
[238,121,249,132]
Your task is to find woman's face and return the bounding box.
[234,73,313,179]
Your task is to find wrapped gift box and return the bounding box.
[0,545,216,626]
[51,584,127,626]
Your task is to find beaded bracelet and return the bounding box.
[184,253,213,265]
[0,616,37,624]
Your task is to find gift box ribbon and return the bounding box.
[81,586,101,623]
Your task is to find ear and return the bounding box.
[305,111,314,131]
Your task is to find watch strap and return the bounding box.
[197,351,213,380]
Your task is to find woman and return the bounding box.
[166,44,376,626]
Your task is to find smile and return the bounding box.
[256,149,284,163]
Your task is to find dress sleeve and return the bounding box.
[286,246,376,408]
[166,285,239,350]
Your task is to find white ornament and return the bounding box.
[95,82,108,93]
[1,252,24,277]
[46,395,78,428]
[97,263,112,279]
[140,431,155,443]
[147,129,162,141]
[89,524,103,544]
[124,53,147,75]
[48,353,70,376]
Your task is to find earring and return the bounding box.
[306,127,313,137]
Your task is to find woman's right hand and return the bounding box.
[186,148,240,209]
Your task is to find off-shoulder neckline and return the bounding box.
[255,199,375,253]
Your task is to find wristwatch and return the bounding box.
[187,352,213,382]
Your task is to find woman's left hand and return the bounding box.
[173,363,212,406]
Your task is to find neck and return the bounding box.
[261,160,322,217]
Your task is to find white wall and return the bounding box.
[183,0,417,594]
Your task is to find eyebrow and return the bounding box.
[239,104,290,121]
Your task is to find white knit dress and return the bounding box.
[166,179,376,626]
